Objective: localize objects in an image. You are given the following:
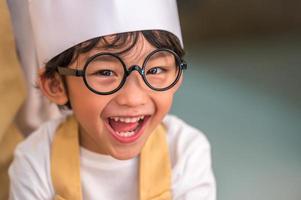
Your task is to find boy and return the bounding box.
[8,0,216,199]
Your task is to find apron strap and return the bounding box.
[51,115,171,200]
[139,124,172,200]
[51,116,82,200]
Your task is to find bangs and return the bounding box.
[75,30,184,58]
[75,32,139,56]
[44,30,184,78]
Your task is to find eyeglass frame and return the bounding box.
[57,48,187,95]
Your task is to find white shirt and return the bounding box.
[9,115,216,200]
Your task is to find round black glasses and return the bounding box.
[57,48,187,95]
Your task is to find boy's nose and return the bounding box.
[115,71,148,107]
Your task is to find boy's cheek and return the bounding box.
[173,76,184,92]
[67,79,111,111]
[152,93,174,121]
[72,97,110,118]
[69,93,112,132]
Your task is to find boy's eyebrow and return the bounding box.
[147,51,173,60]
[91,55,120,62]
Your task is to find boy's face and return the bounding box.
[65,35,182,160]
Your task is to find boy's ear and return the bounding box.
[38,68,68,105]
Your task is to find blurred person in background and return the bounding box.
[0,1,60,199]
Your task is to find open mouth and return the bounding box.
[105,115,150,143]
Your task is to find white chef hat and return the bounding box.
[7,0,183,68]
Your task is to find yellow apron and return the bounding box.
[51,115,172,200]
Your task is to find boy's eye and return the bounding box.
[146,67,165,75]
[92,70,115,77]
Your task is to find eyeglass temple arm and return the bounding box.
[57,67,84,76]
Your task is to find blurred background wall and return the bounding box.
[171,0,301,199]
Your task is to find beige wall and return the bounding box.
[178,0,301,42]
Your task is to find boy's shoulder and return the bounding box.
[9,115,66,197]
[15,115,67,157]
[163,114,211,166]
[164,114,210,149]
[10,114,68,180]
[163,114,215,198]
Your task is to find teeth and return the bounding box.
[110,116,144,123]
[116,131,135,137]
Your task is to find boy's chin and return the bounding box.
[110,149,141,160]
[108,142,145,160]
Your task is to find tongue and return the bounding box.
[109,120,140,132]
